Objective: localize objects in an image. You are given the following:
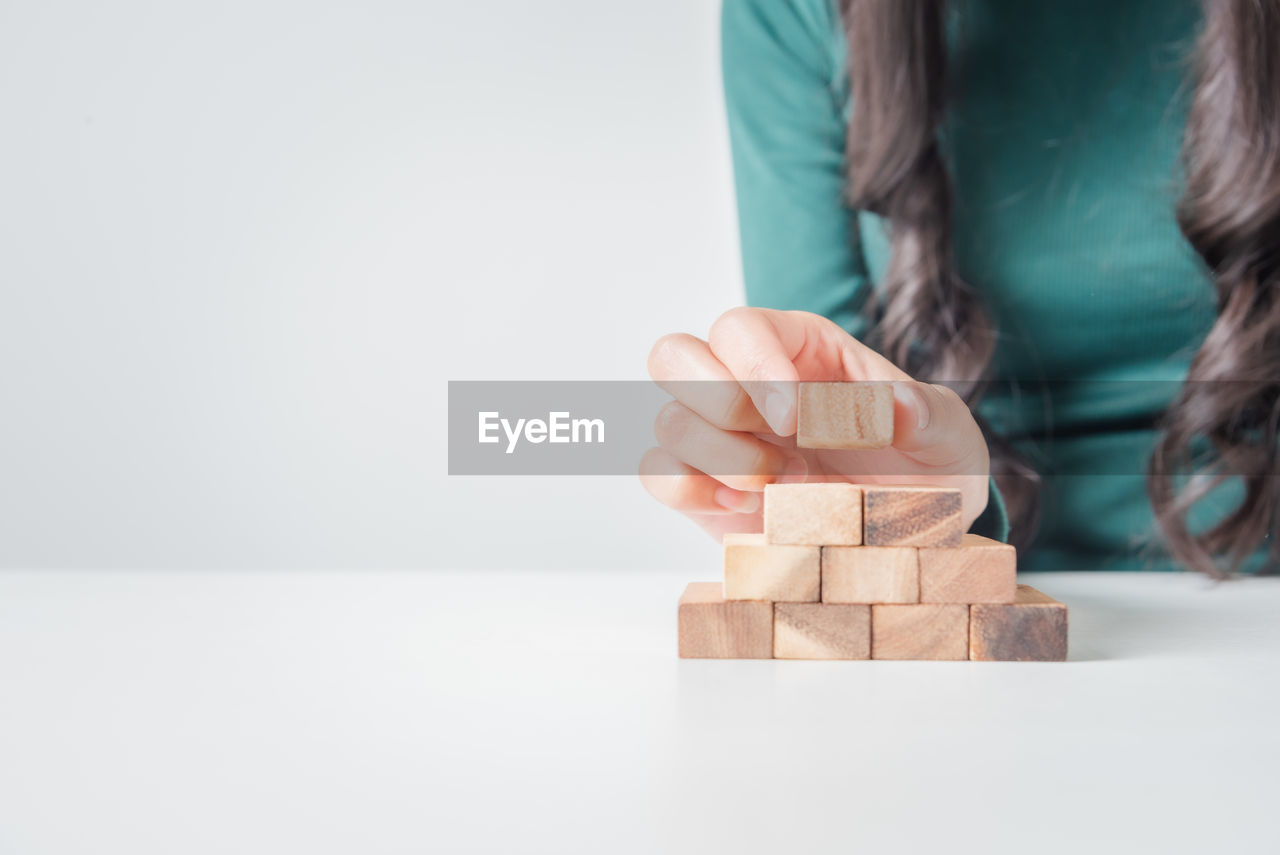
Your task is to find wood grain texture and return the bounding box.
[821,546,919,604]
[723,533,820,602]
[678,582,774,659]
[764,483,862,546]
[969,585,1068,661]
[919,533,1016,604]
[774,603,871,659]
[863,485,963,547]
[796,382,894,449]
[871,604,969,660]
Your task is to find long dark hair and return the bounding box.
[839,0,1280,576]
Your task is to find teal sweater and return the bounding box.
[721,0,1259,572]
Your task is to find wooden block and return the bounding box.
[763,483,862,546]
[919,533,1016,604]
[723,533,820,602]
[863,485,963,547]
[774,603,871,659]
[678,582,773,659]
[797,381,894,449]
[969,585,1068,661]
[821,546,919,604]
[871,604,969,660]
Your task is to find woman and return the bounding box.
[641,0,1280,575]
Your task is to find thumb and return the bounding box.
[890,381,982,464]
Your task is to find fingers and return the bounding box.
[707,308,803,436]
[890,381,989,469]
[647,306,914,442]
[647,333,771,432]
[653,401,806,492]
[638,448,761,515]
[705,307,911,436]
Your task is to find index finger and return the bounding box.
[707,307,909,435]
[706,308,803,435]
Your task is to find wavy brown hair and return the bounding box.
[839,0,1280,576]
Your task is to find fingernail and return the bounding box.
[764,390,790,434]
[716,486,761,513]
[778,456,808,484]
[893,382,931,431]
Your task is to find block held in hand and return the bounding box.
[796,381,894,449]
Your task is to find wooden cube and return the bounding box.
[970,585,1068,661]
[763,483,862,546]
[774,603,871,660]
[723,533,820,602]
[821,546,919,604]
[678,582,773,659]
[871,604,969,660]
[863,485,963,547]
[919,533,1016,604]
[797,381,894,449]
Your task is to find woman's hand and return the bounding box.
[639,307,990,541]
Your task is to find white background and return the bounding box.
[0,0,737,571]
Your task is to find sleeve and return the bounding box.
[720,0,873,337]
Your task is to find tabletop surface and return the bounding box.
[1,568,1277,855]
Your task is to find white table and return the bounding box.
[1,569,1277,854]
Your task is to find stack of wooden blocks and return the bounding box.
[676,382,1068,662]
